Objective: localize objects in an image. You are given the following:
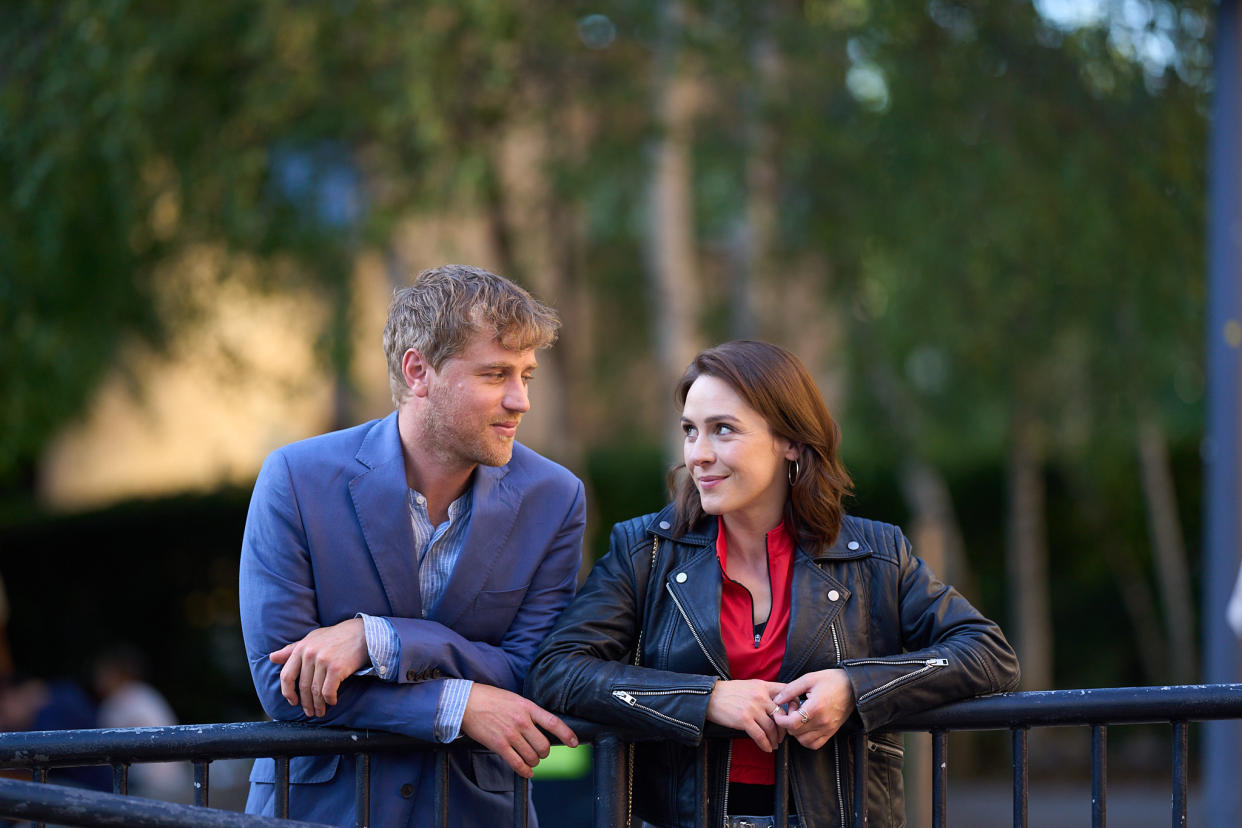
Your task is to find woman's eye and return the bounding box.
[716,424,733,435]
[682,424,697,437]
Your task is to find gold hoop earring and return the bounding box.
[788,458,801,486]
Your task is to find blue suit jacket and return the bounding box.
[239,411,585,827]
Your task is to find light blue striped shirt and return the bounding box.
[359,485,474,743]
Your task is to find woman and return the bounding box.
[525,341,1020,827]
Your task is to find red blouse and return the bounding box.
[716,517,794,785]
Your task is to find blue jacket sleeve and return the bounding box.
[239,452,444,740]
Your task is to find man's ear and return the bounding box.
[401,348,432,398]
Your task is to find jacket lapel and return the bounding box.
[348,413,421,620]
[431,462,519,628]
[663,544,731,679]
[779,549,850,682]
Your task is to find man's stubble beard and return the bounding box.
[419,386,515,469]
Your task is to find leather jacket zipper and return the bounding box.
[611,689,703,735]
[850,657,950,704]
[831,622,846,827]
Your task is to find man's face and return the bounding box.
[418,331,537,469]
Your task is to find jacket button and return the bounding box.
[828,590,841,602]
[431,669,442,678]
[659,521,671,529]
[675,572,687,583]
[406,670,416,681]
[400,783,414,798]
[847,541,860,551]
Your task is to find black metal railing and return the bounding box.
[0,683,1239,828]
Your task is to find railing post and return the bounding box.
[592,734,627,828]
[275,755,289,819]
[931,730,948,828]
[112,762,128,795]
[1091,725,1106,828]
[1012,727,1028,828]
[194,759,210,807]
[354,752,370,828]
[1172,721,1188,828]
[853,735,866,827]
[774,739,789,828]
[434,751,449,828]
[513,775,530,828]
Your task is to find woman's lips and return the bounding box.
[696,474,725,490]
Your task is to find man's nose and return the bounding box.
[504,378,531,413]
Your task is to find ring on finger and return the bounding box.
[798,709,809,724]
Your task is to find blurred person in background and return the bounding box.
[92,643,191,802]
[527,340,1020,828]
[239,265,584,827]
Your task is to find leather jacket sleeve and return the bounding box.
[837,522,1021,732]
[524,522,718,745]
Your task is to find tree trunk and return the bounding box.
[1006,415,1053,690]
[1136,417,1197,682]
[646,0,702,460]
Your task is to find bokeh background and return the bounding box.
[1,0,1234,822]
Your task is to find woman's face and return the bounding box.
[681,374,796,529]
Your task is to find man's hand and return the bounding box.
[771,669,855,750]
[705,679,786,753]
[269,618,369,717]
[460,684,579,779]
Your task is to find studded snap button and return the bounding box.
[847,540,860,551]
[828,590,841,602]
[400,783,414,798]
[659,521,671,530]
[675,572,687,583]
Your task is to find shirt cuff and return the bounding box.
[434,680,473,743]
[358,613,399,680]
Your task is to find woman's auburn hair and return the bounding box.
[668,340,853,550]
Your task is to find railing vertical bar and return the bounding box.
[1172,721,1188,827]
[1091,725,1107,828]
[112,762,128,795]
[853,735,866,828]
[1013,727,1028,828]
[694,740,710,828]
[434,750,449,828]
[774,740,789,828]
[193,760,210,807]
[32,766,46,828]
[932,730,948,828]
[354,752,370,828]
[592,735,626,828]
[275,755,290,819]
[513,774,530,828]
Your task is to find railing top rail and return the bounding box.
[883,683,1242,732]
[0,683,1239,769]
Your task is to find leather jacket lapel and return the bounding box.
[431,462,518,628]
[663,544,731,679]
[780,550,850,682]
[349,414,421,620]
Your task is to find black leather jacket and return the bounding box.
[526,506,1020,827]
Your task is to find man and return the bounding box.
[239,264,584,826]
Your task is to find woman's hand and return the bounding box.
[706,679,786,752]
[771,669,855,750]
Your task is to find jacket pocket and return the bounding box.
[249,753,341,785]
[470,749,514,793]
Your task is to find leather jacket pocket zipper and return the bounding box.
[611,687,707,735]
[848,657,949,704]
